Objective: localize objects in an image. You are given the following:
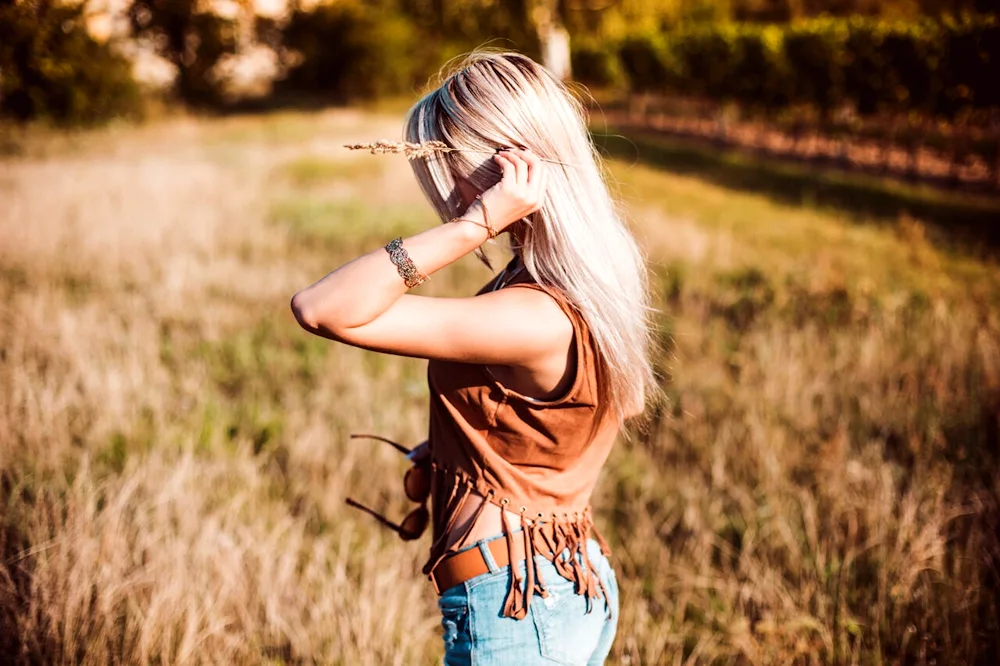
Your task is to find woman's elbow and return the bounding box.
[290,292,350,340]
[290,291,322,333]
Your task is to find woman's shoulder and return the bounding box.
[474,257,579,331]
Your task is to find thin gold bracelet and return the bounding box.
[384,237,428,288]
[474,194,499,239]
[448,215,495,239]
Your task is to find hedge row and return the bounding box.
[574,15,1000,120]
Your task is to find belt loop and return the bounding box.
[479,538,501,573]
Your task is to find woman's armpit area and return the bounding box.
[482,325,578,404]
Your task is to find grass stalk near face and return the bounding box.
[0,110,997,665]
[345,139,577,166]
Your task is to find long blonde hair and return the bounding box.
[404,50,656,423]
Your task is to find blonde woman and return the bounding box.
[291,51,655,665]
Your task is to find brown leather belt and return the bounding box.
[430,536,528,594]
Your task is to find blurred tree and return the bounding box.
[281,1,421,99]
[566,0,995,33]
[126,0,240,104]
[0,0,140,124]
[532,0,572,78]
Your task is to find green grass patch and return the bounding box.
[277,155,384,188]
[196,317,330,404]
[597,129,1000,256]
[605,144,999,303]
[204,110,330,147]
[270,196,435,249]
[189,317,321,479]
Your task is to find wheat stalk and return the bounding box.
[344,140,575,167]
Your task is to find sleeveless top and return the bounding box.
[423,257,620,620]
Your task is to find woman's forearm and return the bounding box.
[290,207,488,335]
[292,148,545,338]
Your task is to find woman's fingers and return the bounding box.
[504,150,528,185]
[513,149,544,211]
[498,151,525,186]
[494,152,516,184]
[480,148,547,227]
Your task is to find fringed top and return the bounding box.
[424,258,619,620]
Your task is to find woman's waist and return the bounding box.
[430,459,596,514]
[443,493,521,552]
[441,488,591,553]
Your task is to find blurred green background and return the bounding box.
[3,0,999,192]
[0,0,996,120]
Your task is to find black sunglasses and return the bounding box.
[345,433,430,541]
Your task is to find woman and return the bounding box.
[291,51,655,665]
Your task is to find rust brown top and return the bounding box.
[423,257,619,619]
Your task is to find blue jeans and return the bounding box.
[437,535,619,666]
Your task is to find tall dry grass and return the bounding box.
[0,111,997,665]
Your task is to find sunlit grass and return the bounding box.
[1,109,996,665]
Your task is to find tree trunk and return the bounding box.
[531,0,571,80]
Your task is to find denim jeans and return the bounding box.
[437,535,619,666]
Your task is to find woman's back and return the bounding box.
[424,261,619,619]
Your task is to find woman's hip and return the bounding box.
[437,536,619,666]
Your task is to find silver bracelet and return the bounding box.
[384,237,427,288]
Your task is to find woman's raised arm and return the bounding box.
[289,148,566,367]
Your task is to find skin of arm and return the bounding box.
[290,149,573,384]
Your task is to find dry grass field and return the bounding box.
[1,109,998,665]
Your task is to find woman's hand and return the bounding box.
[470,148,548,232]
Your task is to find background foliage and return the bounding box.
[604,16,1000,119]
[0,2,139,124]
[2,0,998,125]
[126,0,239,105]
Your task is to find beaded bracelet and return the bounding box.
[384,237,428,288]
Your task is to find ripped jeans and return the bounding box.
[437,535,619,666]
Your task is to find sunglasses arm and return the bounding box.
[345,497,407,535]
[349,432,412,455]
